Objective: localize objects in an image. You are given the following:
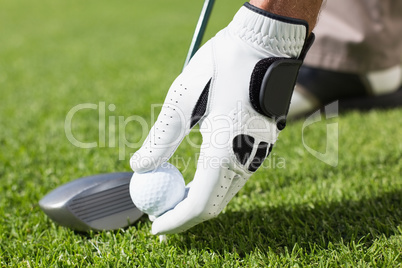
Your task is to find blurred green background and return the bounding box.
[0,0,401,266]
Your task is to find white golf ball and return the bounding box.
[129,163,185,216]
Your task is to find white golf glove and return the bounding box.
[130,3,313,234]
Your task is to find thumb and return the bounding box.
[130,42,214,172]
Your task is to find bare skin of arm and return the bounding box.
[249,0,323,33]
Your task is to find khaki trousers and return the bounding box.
[304,0,402,73]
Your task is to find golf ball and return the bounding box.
[129,163,185,216]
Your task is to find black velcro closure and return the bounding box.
[249,58,282,115]
[233,134,255,165]
[259,58,302,119]
[250,57,302,120]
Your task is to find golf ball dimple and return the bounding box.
[129,163,185,216]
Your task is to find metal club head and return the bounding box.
[39,172,143,231]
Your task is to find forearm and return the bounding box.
[249,0,323,33]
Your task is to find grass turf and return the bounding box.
[0,0,401,266]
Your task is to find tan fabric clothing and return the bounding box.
[304,0,402,73]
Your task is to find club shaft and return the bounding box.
[183,0,215,70]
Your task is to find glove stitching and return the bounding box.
[206,38,218,113]
[236,26,304,57]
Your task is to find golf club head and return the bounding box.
[39,172,144,231]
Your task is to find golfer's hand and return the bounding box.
[130,3,312,234]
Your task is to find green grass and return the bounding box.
[1,0,401,266]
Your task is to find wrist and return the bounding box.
[248,0,322,33]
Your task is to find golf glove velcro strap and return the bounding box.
[249,33,315,129]
[249,58,302,124]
